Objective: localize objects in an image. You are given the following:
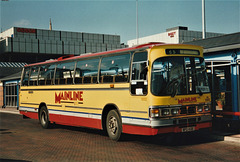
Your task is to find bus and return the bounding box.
[19,42,212,141]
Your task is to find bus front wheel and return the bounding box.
[106,109,122,141]
[39,106,50,129]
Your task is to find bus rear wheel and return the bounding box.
[39,106,50,129]
[106,109,122,141]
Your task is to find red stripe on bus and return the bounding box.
[20,111,38,119]
[49,113,102,129]
[20,111,102,129]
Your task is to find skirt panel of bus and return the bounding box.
[20,110,212,136]
[122,121,212,135]
[20,111,38,120]
[49,113,102,129]
[19,110,102,130]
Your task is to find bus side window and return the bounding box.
[100,53,130,83]
[22,67,30,86]
[131,51,148,95]
[55,61,76,85]
[75,58,99,84]
[38,64,56,85]
[29,67,39,86]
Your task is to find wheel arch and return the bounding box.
[101,103,121,131]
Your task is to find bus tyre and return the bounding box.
[106,110,122,141]
[39,106,50,129]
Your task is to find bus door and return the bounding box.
[129,51,149,118]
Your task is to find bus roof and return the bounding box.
[24,42,201,67]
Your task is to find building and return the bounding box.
[184,32,240,130]
[127,26,224,47]
[0,27,126,78]
[0,27,127,108]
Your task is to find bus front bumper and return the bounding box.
[122,115,212,136]
[122,121,212,136]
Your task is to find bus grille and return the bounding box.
[178,118,197,125]
[188,106,196,114]
[180,106,196,115]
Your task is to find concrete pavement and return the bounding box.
[0,107,20,115]
[2,112,240,161]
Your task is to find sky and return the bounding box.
[0,0,239,44]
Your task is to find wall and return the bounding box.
[0,27,14,39]
[127,30,179,47]
[0,82,3,107]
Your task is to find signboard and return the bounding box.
[17,28,36,34]
[168,32,176,38]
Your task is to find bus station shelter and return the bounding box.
[186,32,240,130]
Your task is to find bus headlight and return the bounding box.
[204,104,211,112]
[162,109,170,116]
[171,108,179,115]
[150,109,160,118]
[149,106,181,118]
[197,105,203,112]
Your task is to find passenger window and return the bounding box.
[29,67,39,86]
[22,67,30,86]
[100,54,130,83]
[75,58,99,84]
[55,61,76,85]
[38,64,56,85]
[131,51,148,95]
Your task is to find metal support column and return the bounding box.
[231,52,239,120]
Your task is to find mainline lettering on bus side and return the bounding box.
[55,91,83,104]
[178,97,197,104]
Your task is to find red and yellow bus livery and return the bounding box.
[19,43,212,141]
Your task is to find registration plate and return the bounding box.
[182,126,195,132]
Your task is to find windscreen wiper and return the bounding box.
[165,74,184,97]
[197,87,203,96]
[171,81,180,97]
